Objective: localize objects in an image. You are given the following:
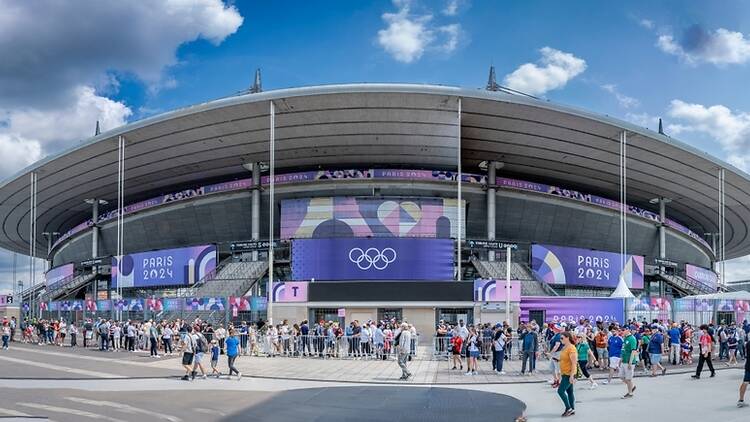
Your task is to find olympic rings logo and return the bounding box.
[348,247,397,270]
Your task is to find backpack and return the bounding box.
[195,335,207,354]
[99,324,108,335]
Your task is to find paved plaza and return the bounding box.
[2,342,750,421]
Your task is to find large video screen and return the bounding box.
[685,264,718,292]
[280,197,465,239]
[45,263,75,290]
[291,238,454,281]
[531,244,644,289]
[112,245,216,288]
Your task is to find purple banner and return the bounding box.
[112,245,216,288]
[685,264,718,292]
[272,282,309,302]
[53,169,710,253]
[474,279,522,302]
[45,263,75,290]
[532,244,644,289]
[520,296,624,323]
[291,238,454,281]
[281,197,464,239]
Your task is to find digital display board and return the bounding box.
[531,244,644,289]
[291,238,454,281]
[112,245,216,288]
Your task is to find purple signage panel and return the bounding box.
[272,282,309,302]
[531,244,644,289]
[474,279,522,302]
[520,296,625,324]
[184,297,226,311]
[45,263,75,290]
[112,245,216,288]
[291,238,454,281]
[685,264,718,292]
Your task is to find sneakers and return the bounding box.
[237,372,242,381]
[202,374,207,380]
[590,382,598,390]
[738,401,748,408]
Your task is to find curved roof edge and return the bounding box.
[1,83,747,189]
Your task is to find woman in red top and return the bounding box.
[451,330,464,371]
[692,325,715,379]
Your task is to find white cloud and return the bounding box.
[639,19,654,29]
[601,84,640,109]
[667,99,750,170]
[724,256,750,282]
[502,47,587,96]
[443,0,459,16]
[0,0,244,107]
[377,0,461,63]
[656,26,750,66]
[0,0,243,179]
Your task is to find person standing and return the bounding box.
[1,320,10,350]
[557,332,577,417]
[738,336,750,408]
[520,324,537,375]
[149,322,159,358]
[692,324,716,379]
[668,323,682,365]
[9,317,16,343]
[620,327,638,398]
[69,322,78,347]
[492,324,507,375]
[396,322,412,380]
[226,329,241,380]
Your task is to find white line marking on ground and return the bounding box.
[0,355,125,379]
[17,403,127,422]
[65,397,181,422]
[193,408,226,416]
[7,346,171,368]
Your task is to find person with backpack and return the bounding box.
[191,328,208,380]
[98,319,110,351]
[493,324,507,375]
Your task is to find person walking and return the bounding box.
[557,332,577,417]
[738,336,750,408]
[180,326,196,381]
[620,327,638,398]
[668,323,681,365]
[226,329,241,380]
[649,328,667,376]
[396,322,412,380]
[576,333,598,389]
[692,324,716,379]
[1,320,10,350]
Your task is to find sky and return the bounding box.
[1,0,750,292]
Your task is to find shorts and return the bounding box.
[551,358,561,374]
[452,349,461,356]
[181,352,194,366]
[194,352,204,364]
[597,348,608,359]
[470,350,480,358]
[619,364,635,380]
[609,357,621,369]
[650,354,662,364]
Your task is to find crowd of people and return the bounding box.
[4,313,750,413]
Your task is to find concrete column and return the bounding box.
[92,199,100,258]
[251,164,261,262]
[659,198,666,260]
[487,162,497,262]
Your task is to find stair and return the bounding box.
[41,273,97,302]
[470,257,557,296]
[658,272,714,296]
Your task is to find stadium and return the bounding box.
[3,81,750,336]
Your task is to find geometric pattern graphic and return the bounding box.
[280,197,465,240]
[531,244,644,289]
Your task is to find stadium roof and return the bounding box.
[0,83,747,259]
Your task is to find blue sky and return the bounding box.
[1,0,750,290]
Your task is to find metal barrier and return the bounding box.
[249,334,419,360]
[432,335,521,360]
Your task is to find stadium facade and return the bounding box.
[3,83,749,335]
